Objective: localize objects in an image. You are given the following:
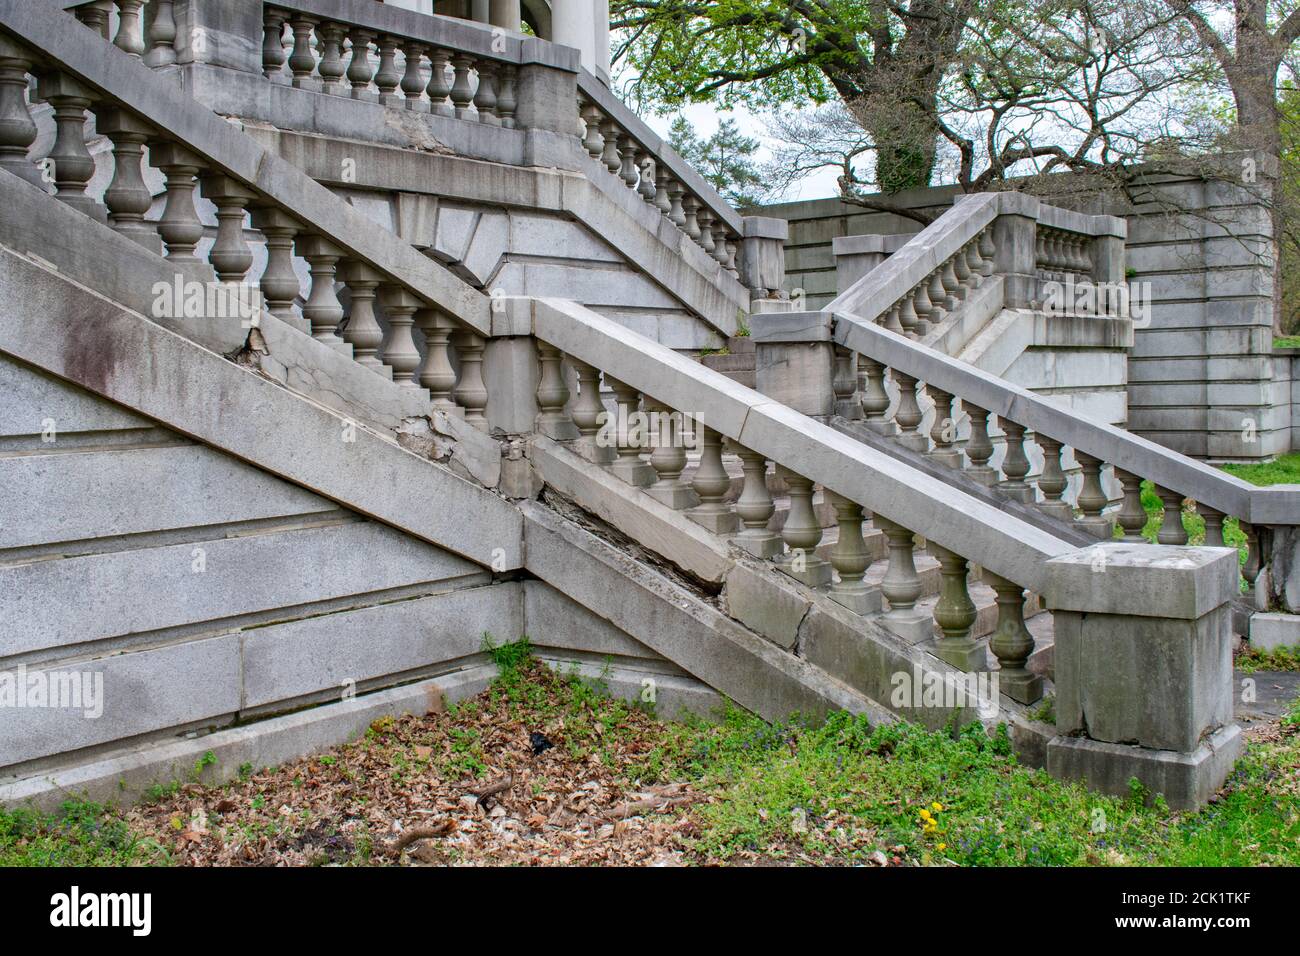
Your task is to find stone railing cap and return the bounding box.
[1043,543,1239,620]
[741,216,789,240]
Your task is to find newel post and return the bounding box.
[738,216,789,309]
[1043,542,1242,810]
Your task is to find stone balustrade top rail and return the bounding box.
[24,0,491,332]
[576,70,742,239]
[829,311,1299,526]
[264,0,581,70]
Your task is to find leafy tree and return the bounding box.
[667,116,768,208]
[611,0,975,194]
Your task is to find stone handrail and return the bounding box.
[575,70,742,277]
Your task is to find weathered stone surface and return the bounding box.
[1249,612,1300,652]
[1043,543,1238,620]
[724,562,811,649]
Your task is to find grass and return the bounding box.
[1274,336,1300,349]
[4,644,1298,867]
[1220,452,1300,487]
[1237,643,1300,673]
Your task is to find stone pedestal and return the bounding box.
[1043,542,1242,809]
[751,311,835,418]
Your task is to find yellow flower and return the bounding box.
[919,808,932,821]
[932,802,943,813]
[937,843,947,852]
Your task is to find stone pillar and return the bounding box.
[512,40,580,135]
[739,216,790,307]
[489,0,522,31]
[832,234,908,296]
[482,335,541,434]
[551,0,595,72]
[1044,542,1243,810]
[751,311,835,419]
[989,192,1039,310]
[174,0,265,74]
[593,0,611,83]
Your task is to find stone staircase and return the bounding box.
[0,0,1279,812]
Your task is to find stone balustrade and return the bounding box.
[1,18,502,429]
[754,304,1298,616]
[575,73,742,281]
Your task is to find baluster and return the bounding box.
[987,575,1042,703]
[40,74,105,220]
[250,208,301,325]
[827,491,875,614]
[617,136,639,188]
[724,240,740,278]
[473,61,499,124]
[926,386,959,467]
[1242,522,1262,598]
[892,372,927,452]
[997,417,1032,502]
[346,28,375,100]
[262,10,287,80]
[978,227,996,278]
[876,517,926,640]
[101,109,161,254]
[427,49,454,116]
[858,357,893,434]
[712,225,731,267]
[0,52,31,147]
[416,308,459,412]
[697,211,716,256]
[605,377,654,486]
[688,426,737,533]
[298,236,346,348]
[599,119,621,174]
[924,270,946,330]
[1074,452,1112,537]
[113,0,147,57]
[145,0,178,68]
[398,41,427,111]
[379,288,422,387]
[317,23,346,94]
[635,153,655,203]
[152,143,206,260]
[1202,505,1227,548]
[449,55,475,118]
[964,239,983,289]
[884,303,905,335]
[1115,469,1148,542]
[952,242,973,295]
[451,331,489,428]
[910,282,931,337]
[580,105,604,158]
[200,173,256,281]
[75,2,113,39]
[535,342,578,438]
[930,544,981,670]
[940,255,962,309]
[833,347,860,419]
[568,359,611,462]
[373,36,402,105]
[898,288,920,336]
[653,168,673,217]
[682,196,702,241]
[1035,436,1071,520]
[339,263,387,373]
[963,403,997,485]
[776,470,830,586]
[667,182,686,228]
[288,17,320,90]
[1155,485,1189,545]
[733,446,781,558]
[497,66,517,128]
[644,398,697,509]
